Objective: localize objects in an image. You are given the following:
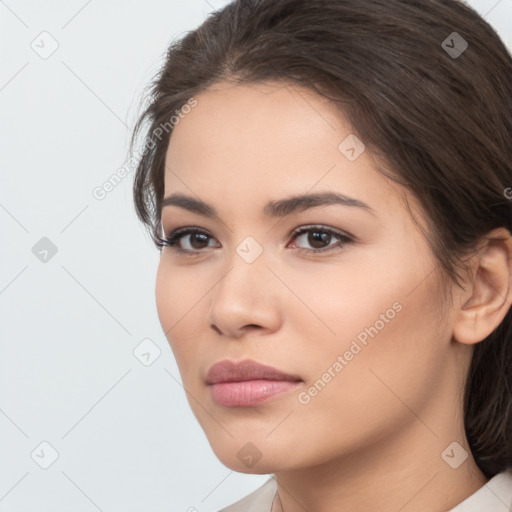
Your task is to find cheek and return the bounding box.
[269,273,446,468]
[311,239,441,352]
[155,259,205,371]
[155,259,176,336]
[299,262,445,420]
[289,246,445,402]
[277,254,413,356]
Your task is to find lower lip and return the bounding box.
[209,380,302,407]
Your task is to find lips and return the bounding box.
[205,359,303,407]
[205,359,302,384]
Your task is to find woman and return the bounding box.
[130,0,512,510]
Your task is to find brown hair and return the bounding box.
[131,0,512,478]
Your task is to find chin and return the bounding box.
[207,439,298,474]
[217,454,281,474]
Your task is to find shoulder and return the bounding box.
[448,468,512,511]
[218,476,277,512]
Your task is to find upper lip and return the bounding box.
[205,359,302,384]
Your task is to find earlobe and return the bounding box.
[452,227,512,346]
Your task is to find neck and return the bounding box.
[272,439,486,512]
[270,375,487,512]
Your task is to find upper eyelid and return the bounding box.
[163,225,354,249]
[165,224,352,238]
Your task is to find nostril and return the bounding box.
[210,324,222,335]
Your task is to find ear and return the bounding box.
[453,227,512,345]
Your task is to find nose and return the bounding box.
[207,249,282,339]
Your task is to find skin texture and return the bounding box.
[155,81,512,512]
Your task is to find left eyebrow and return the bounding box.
[262,191,376,217]
[161,191,377,218]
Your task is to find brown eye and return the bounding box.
[187,233,210,249]
[307,231,332,249]
[289,226,353,253]
[160,227,219,253]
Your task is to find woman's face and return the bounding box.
[156,80,465,473]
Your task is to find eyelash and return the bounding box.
[158,225,354,255]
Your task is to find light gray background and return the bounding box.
[1,1,511,511]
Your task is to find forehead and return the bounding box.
[167,80,346,163]
[163,81,409,219]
